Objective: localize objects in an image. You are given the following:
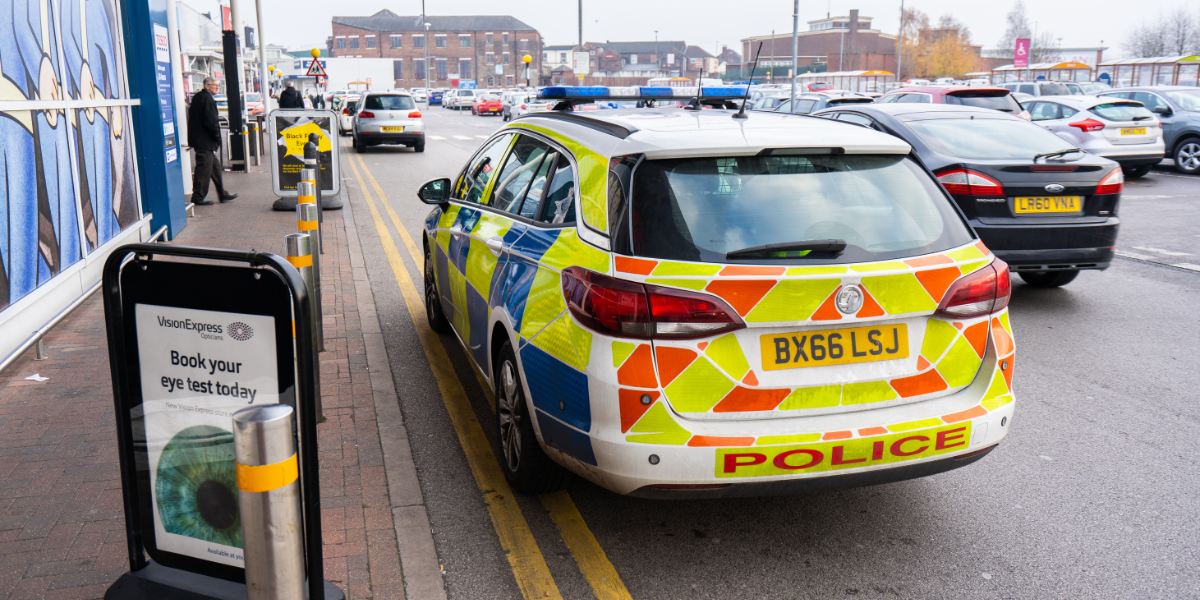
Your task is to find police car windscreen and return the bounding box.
[365,95,416,110]
[630,154,971,264]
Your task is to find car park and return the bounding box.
[413,85,1016,498]
[814,103,1121,287]
[877,86,1029,119]
[506,95,552,121]
[1096,86,1200,174]
[772,93,873,114]
[445,88,479,110]
[996,81,1074,98]
[352,91,425,152]
[338,95,360,135]
[1025,96,1164,177]
[472,92,505,116]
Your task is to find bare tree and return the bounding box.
[997,0,1031,51]
[1124,8,1199,57]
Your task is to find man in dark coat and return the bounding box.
[279,81,304,108]
[187,77,236,205]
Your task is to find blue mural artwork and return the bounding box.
[0,0,138,311]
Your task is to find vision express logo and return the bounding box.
[155,316,254,341]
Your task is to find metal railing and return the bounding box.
[0,224,168,374]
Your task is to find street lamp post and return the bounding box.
[422,0,430,93]
[523,54,532,88]
[655,30,659,74]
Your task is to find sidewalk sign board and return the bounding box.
[102,244,342,600]
[267,109,341,197]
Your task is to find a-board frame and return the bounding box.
[268,109,340,197]
[102,244,326,600]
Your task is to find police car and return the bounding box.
[415,86,1016,498]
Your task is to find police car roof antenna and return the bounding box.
[733,42,764,120]
[686,66,705,111]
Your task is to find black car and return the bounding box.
[812,104,1122,287]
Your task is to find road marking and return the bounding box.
[476,135,489,139]
[430,135,448,140]
[351,150,632,600]
[1131,246,1194,257]
[1122,195,1175,200]
[346,150,563,600]
[1175,263,1200,271]
[453,135,472,140]
[1115,250,1156,261]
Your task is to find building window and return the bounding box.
[390,35,402,48]
[349,37,359,49]
[336,38,346,50]
[630,54,637,65]
[393,60,403,80]
[486,32,493,44]
[518,39,530,53]
[415,59,426,80]
[487,76,494,86]
[459,59,472,77]
[413,35,424,49]
[560,52,566,62]
[435,35,446,48]
[503,32,509,45]
[486,53,494,65]
[503,53,509,65]
[366,35,375,49]
[436,59,448,79]
[590,59,595,68]
[506,76,514,86]
[542,52,548,62]
[460,35,471,48]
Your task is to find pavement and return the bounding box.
[0,165,443,599]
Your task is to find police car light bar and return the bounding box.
[537,85,749,103]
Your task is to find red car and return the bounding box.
[471,93,503,116]
[877,86,1030,119]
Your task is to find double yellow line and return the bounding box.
[345,149,632,600]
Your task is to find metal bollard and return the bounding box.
[33,338,48,361]
[296,203,324,353]
[306,134,324,235]
[232,404,306,600]
[297,177,322,254]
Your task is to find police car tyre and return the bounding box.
[1174,139,1200,174]
[495,341,572,494]
[1122,164,1153,178]
[424,246,450,333]
[1018,270,1078,288]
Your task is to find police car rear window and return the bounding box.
[629,154,971,264]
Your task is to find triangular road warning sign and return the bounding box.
[305,60,327,77]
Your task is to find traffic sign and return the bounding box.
[305,59,327,77]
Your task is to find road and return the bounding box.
[339,104,1200,599]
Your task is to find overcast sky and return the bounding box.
[197,0,1191,60]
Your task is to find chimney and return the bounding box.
[850,9,859,33]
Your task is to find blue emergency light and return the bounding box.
[538,86,612,99]
[537,85,750,106]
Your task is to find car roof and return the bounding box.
[885,86,1009,95]
[1032,95,1145,108]
[511,108,911,160]
[830,103,1020,121]
[1107,86,1197,91]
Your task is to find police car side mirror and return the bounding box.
[418,178,451,204]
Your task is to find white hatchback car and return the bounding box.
[1026,95,1165,178]
[351,91,425,152]
[337,95,361,135]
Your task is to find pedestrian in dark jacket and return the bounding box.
[279,81,304,108]
[187,77,236,205]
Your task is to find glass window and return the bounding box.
[793,99,818,113]
[1061,106,1078,118]
[877,94,898,103]
[390,35,402,48]
[837,113,874,127]
[1178,65,1199,88]
[459,59,472,77]
[1131,92,1168,113]
[492,137,551,213]
[540,159,576,224]
[454,134,513,204]
[518,39,530,53]
[521,153,559,219]
[460,35,471,48]
[628,155,970,263]
[486,53,494,65]
[1028,102,1061,121]
[504,53,510,65]
[503,33,509,45]
[943,92,1023,113]
[392,60,403,80]
[1036,82,1071,95]
[1018,84,1035,94]
[907,118,1082,159]
[1164,89,1200,110]
[336,38,345,50]
[366,36,375,49]
[364,95,415,110]
[414,35,425,49]
[486,33,493,44]
[415,59,426,81]
[1089,101,1155,121]
[897,93,929,103]
[436,59,447,80]
[1137,66,1154,86]
[436,36,446,49]
[1117,65,1133,87]
[350,37,359,49]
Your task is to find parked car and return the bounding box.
[429,90,444,105]
[214,94,228,127]
[1024,96,1164,177]
[1077,82,1112,94]
[877,86,1030,119]
[412,89,428,103]
[445,88,480,110]
[996,81,1074,98]
[1096,86,1200,174]
[351,91,424,152]
[244,93,265,116]
[415,100,1015,497]
[773,93,873,114]
[814,103,1122,287]
[472,92,504,116]
[338,95,360,135]
[505,95,552,120]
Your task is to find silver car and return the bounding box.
[1097,86,1200,175]
[1025,95,1164,177]
[352,91,425,153]
[997,81,1074,97]
[445,89,479,110]
[505,95,552,121]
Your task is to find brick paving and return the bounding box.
[0,168,406,599]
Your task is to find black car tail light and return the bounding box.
[935,169,1005,197]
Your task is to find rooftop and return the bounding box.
[332,10,536,33]
[588,41,688,54]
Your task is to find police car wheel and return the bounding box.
[495,342,572,494]
[424,246,451,333]
[1018,269,1078,288]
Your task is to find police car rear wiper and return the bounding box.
[1033,148,1082,162]
[725,239,847,259]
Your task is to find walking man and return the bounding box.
[279,81,304,108]
[187,77,236,205]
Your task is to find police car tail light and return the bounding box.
[935,169,1004,197]
[1096,168,1123,195]
[935,259,1011,318]
[359,111,375,119]
[562,267,653,338]
[645,284,745,339]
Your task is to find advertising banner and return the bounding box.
[1014,38,1030,69]
[268,109,340,197]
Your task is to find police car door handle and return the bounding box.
[486,237,504,256]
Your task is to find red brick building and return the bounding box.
[740,10,898,75]
[328,11,542,88]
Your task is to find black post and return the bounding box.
[222,30,246,172]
